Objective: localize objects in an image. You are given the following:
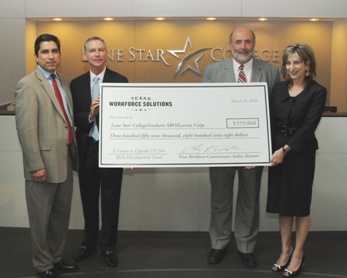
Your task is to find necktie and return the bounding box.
[237,64,247,83]
[51,74,73,144]
[90,76,100,141]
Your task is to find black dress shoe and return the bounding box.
[54,259,79,272]
[37,268,57,277]
[207,248,227,264]
[272,248,293,272]
[74,246,96,262]
[237,250,258,267]
[284,254,305,277]
[102,251,118,267]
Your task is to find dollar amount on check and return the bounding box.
[99,83,272,168]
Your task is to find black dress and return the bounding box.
[266,80,327,216]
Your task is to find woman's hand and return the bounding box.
[270,148,285,167]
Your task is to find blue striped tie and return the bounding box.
[90,76,100,141]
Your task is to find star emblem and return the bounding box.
[167,35,212,78]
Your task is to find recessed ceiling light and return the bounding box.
[53,18,62,21]
[104,17,114,21]
[155,17,165,21]
[258,18,268,21]
[206,17,217,21]
[309,18,319,21]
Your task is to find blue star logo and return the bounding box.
[167,35,212,78]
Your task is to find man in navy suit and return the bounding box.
[70,36,128,267]
[203,27,280,267]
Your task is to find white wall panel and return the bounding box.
[311,154,347,230]
[23,0,347,19]
[25,0,132,18]
[0,0,25,18]
[316,117,347,154]
[242,0,347,18]
[0,18,26,104]
[1,116,346,231]
[0,116,21,151]
[132,0,242,17]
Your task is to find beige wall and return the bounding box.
[1,0,346,109]
[331,20,347,111]
[33,20,331,90]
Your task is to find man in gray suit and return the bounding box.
[15,34,79,278]
[203,27,280,267]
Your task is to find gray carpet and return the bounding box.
[1,228,346,278]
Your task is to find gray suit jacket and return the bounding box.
[202,58,280,94]
[15,67,78,183]
[203,58,280,252]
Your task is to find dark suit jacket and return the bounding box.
[15,67,78,182]
[70,67,128,161]
[202,57,280,95]
[270,80,327,153]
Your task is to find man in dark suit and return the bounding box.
[15,34,79,278]
[70,36,128,267]
[202,27,280,267]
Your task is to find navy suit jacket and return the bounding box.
[70,67,128,161]
[270,80,327,153]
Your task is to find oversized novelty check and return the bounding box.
[99,83,272,168]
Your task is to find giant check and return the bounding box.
[99,83,272,167]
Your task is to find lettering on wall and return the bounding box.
[81,35,280,78]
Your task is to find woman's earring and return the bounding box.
[305,66,310,77]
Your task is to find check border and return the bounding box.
[99,83,272,168]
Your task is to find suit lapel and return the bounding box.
[224,59,236,82]
[59,73,74,118]
[250,59,263,82]
[103,68,114,83]
[35,68,67,122]
[79,72,92,109]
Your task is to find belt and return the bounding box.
[277,126,298,137]
[88,137,99,143]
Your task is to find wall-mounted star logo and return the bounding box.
[167,35,212,78]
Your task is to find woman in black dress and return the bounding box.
[267,44,326,277]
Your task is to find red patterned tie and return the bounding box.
[237,64,247,83]
[51,74,73,144]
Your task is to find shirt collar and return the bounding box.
[233,58,253,70]
[38,65,59,80]
[90,67,106,82]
